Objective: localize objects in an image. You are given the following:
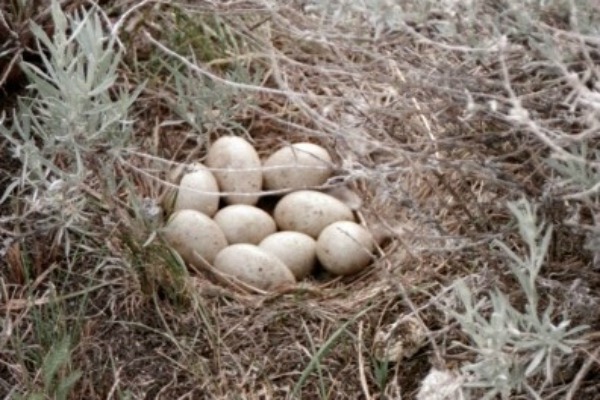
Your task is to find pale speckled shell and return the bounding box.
[213,244,296,290]
[263,143,332,191]
[205,136,262,205]
[259,231,317,280]
[316,221,375,275]
[213,205,277,245]
[174,164,220,216]
[274,190,355,238]
[163,209,227,266]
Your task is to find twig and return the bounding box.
[565,347,600,400]
[357,321,372,400]
[144,31,337,100]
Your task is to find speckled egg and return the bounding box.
[274,190,355,238]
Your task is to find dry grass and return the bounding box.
[1,0,600,399]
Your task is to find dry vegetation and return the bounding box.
[1,0,600,399]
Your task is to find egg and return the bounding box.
[205,136,262,205]
[274,190,355,238]
[259,231,317,280]
[263,142,333,191]
[162,209,228,267]
[173,164,220,216]
[316,221,375,275]
[213,205,277,245]
[214,244,296,290]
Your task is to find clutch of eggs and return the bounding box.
[162,136,376,291]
